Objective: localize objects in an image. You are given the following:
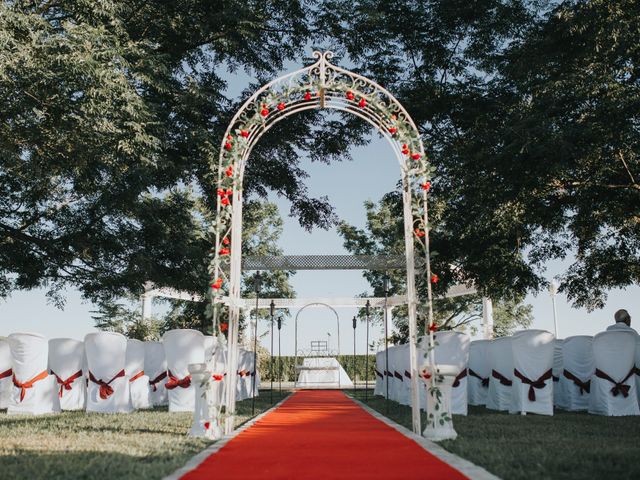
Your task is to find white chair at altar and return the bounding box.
[388,346,402,403]
[144,341,168,406]
[374,351,384,396]
[85,332,131,413]
[510,330,555,415]
[433,331,470,415]
[48,338,85,411]
[468,340,491,406]
[126,339,151,410]
[0,337,12,409]
[487,336,514,411]
[8,333,59,415]
[163,329,204,412]
[589,331,639,416]
[560,335,594,411]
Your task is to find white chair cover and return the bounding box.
[374,351,384,396]
[486,336,514,411]
[510,330,555,415]
[552,339,564,408]
[144,341,168,406]
[163,329,204,412]
[126,339,151,410]
[0,337,12,409]
[7,333,59,415]
[589,331,639,416]
[85,332,131,413]
[388,346,402,403]
[468,340,491,406]
[396,344,411,406]
[434,331,470,415]
[48,338,85,411]
[559,336,594,411]
[236,349,250,400]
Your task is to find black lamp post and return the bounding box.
[270,299,275,404]
[383,275,390,414]
[251,271,261,416]
[352,315,357,396]
[277,315,282,395]
[365,299,371,402]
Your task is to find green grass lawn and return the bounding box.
[350,390,640,480]
[0,390,290,480]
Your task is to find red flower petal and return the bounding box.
[225,189,233,196]
[223,237,230,245]
[219,248,230,255]
[358,98,367,108]
[221,197,230,206]
[411,153,421,160]
[204,422,210,429]
[217,188,225,197]
[388,127,397,134]
[227,135,232,140]
[402,148,410,155]
[422,181,431,191]
[429,323,438,332]
[240,130,249,138]
[277,102,285,111]
[414,228,425,237]
[430,273,439,284]
[346,91,355,100]
[260,108,269,117]
[224,142,232,151]
[225,166,233,177]
[304,91,312,101]
[220,323,229,332]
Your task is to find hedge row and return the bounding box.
[257,355,378,382]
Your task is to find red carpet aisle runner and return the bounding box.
[182,390,468,479]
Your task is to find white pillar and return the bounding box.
[482,297,494,339]
[141,294,153,321]
[385,306,394,341]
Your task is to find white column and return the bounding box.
[385,306,394,341]
[482,297,494,339]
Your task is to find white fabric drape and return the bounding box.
[559,335,594,411]
[510,330,555,415]
[126,339,151,410]
[48,338,85,411]
[589,331,639,416]
[8,333,59,415]
[85,332,131,413]
[163,329,204,412]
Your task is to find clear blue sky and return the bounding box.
[1,53,638,355]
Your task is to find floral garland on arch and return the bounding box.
[206,51,448,436]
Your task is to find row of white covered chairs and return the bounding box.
[375,329,640,417]
[0,329,260,415]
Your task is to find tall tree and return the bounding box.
[0,1,367,306]
[318,0,640,309]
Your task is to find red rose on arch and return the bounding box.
[221,197,230,206]
[240,130,249,138]
[358,98,367,108]
[219,248,230,255]
[220,323,229,332]
[225,166,233,177]
[422,181,431,192]
[204,422,210,430]
[222,237,230,245]
[277,102,286,111]
[304,91,312,101]
[224,142,232,151]
[430,273,439,284]
[414,228,425,237]
[411,153,421,160]
[388,127,397,134]
[429,323,438,333]
[346,90,355,100]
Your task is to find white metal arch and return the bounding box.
[210,51,434,436]
[294,302,341,359]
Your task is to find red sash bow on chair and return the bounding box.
[129,370,145,383]
[404,370,412,379]
[513,368,552,401]
[89,369,125,400]
[0,368,12,380]
[491,369,512,386]
[595,368,634,398]
[165,370,191,390]
[452,368,468,388]
[212,374,224,381]
[149,371,167,392]
[12,370,49,402]
[562,369,591,395]
[375,370,383,379]
[51,369,83,398]
[238,369,249,378]
[394,371,403,381]
[469,369,489,387]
